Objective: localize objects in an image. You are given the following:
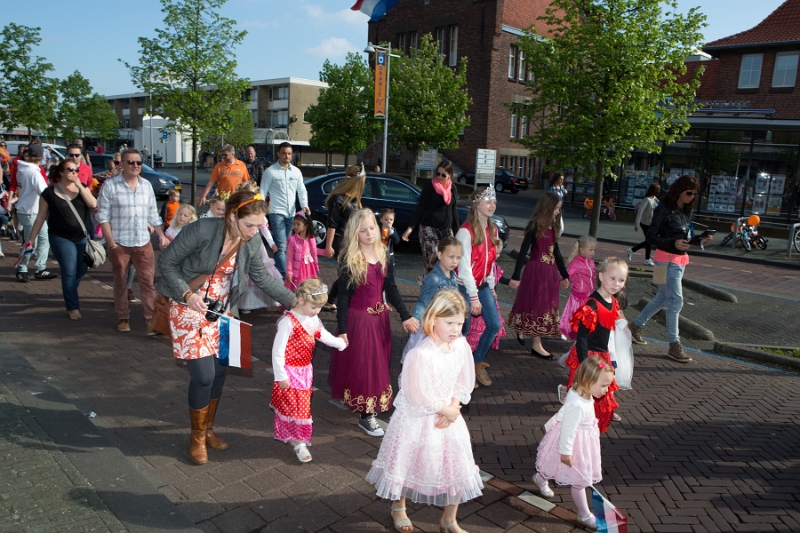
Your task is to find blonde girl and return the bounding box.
[165,204,197,241]
[533,357,615,531]
[559,236,597,340]
[328,208,419,437]
[367,290,483,533]
[201,198,226,218]
[270,279,346,463]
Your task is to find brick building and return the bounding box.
[364,0,551,184]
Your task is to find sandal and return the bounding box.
[391,506,413,532]
[440,519,468,533]
[533,473,554,498]
[613,413,622,422]
[557,384,568,404]
[292,442,312,463]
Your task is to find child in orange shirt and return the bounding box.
[159,189,181,229]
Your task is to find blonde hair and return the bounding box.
[466,188,501,248]
[596,256,628,290]
[421,290,468,337]
[237,180,259,193]
[295,278,328,307]
[171,204,197,228]
[325,165,365,211]
[525,191,562,239]
[567,235,597,264]
[340,208,387,286]
[572,356,615,397]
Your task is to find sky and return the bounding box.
[1,0,789,97]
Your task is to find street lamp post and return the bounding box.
[364,42,400,174]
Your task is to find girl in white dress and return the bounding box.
[366,290,483,533]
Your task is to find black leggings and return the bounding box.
[630,223,651,259]
[186,356,227,410]
[328,236,343,305]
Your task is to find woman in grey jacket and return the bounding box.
[157,191,296,464]
[627,183,661,266]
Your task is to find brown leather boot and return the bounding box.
[189,406,209,464]
[205,398,229,450]
[475,362,492,386]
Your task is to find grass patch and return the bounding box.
[758,347,800,358]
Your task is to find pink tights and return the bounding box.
[572,487,590,518]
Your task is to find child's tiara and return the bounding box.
[473,188,496,203]
[311,283,329,296]
[350,162,366,179]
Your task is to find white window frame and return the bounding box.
[738,54,763,89]
[520,116,528,137]
[508,46,516,79]
[518,50,526,81]
[410,31,418,50]
[397,33,407,54]
[772,52,799,88]
[449,26,458,66]
[436,27,446,57]
[510,113,517,138]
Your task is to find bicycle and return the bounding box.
[582,197,617,221]
[719,215,767,251]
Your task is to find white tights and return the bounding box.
[572,487,590,518]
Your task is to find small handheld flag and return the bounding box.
[591,487,628,533]
[12,241,34,269]
[217,315,252,369]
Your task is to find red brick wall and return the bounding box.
[502,0,555,35]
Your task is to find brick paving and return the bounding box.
[1,231,799,532]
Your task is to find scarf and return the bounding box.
[432,178,453,205]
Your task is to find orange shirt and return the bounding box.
[163,200,180,226]
[209,159,250,195]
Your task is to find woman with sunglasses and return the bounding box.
[26,160,97,320]
[402,160,460,273]
[628,175,712,363]
[157,190,297,465]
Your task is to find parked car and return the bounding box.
[304,172,509,247]
[457,168,529,194]
[4,141,67,163]
[89,153,181,198]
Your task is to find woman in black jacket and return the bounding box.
[628,175,712,363]
[402,160,460,273]
[323,164,366,310]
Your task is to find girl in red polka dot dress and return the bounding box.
[271,279,346,463]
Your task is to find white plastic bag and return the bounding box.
[610,318,634,390]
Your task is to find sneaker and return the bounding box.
[643,259,655,266]
[668,342,692,363]
[626,248,633,262]
[146,322,160,336]
[127,288,136,302]
[34,270,58,280]
[628,323,647,345]
[358,415,384,437]
[576,513,597,531]
[16,271,30,283]
[117,319,131,332]
[475,362,492,387]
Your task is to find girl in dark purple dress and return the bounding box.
[508,192,570,359]
[329,208,420,437]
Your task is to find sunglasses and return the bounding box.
[65,167,79,172]
[67,153,82,158]
[684,191,697,197]
[435,172,449,178]
[125,160,143,166]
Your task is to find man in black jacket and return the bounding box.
[243,146,265,187]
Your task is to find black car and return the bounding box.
[304,172,509,247]
[89,154,182,199]
[457,168,529,194]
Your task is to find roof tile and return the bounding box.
[705,0,800,48]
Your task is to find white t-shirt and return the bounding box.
[15,161,46,215]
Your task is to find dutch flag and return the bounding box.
[12,240,34,269]
[350,0,400,22]
[217,316,253,369]
[591,487,629,533]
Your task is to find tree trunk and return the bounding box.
[344,153,349,167]
[410,151,418,185]
[191,129,198,206]
[589,160,604,237]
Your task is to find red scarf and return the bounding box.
[432,178,452,204]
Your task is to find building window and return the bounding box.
[520,116,528,137]
[410,31,418,50]
[738,54,763,89]
[508,46,517,79]
[772,52,799,88]
[518,50,526,81]
[509,156,517,173]
[510,113,517,138]
[518,157,525,177]
[124,118,130,128]
[268,110,288,128]
[397,33,407,54]
[123,100,130,109]
[449,26,459,66]
[436,27,446,56]
[269,86,289,101]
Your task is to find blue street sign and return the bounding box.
[162,131,168,140]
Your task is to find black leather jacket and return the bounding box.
[646,202,690,255]
[326,194,359,239]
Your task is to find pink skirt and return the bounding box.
[559,292,591,340]
[535,418,602,489]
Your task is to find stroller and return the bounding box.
[0,183,19,241]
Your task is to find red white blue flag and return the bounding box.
[350,0,400,22]
[591,487,628,533]
[12,240,34,269]
[217,316,252,369]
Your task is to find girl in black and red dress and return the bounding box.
[565,257,628,432]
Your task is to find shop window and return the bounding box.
[738,54,762,89]
[772,52,799,88]
[508,46,517,79]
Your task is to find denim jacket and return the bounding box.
[414,261,459,321]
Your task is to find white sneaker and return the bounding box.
[358,415,384,437]
[626,248,633,262]
[644,259,655,266]
[577,513,597,530]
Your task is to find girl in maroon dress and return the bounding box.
[509,192,570,359]
[565,257,628,432]
[329,209,420,437]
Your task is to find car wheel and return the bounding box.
[494,182,504,193]
[311,216,327,247]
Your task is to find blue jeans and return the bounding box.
[458,284,502,363]
[49,234,87,311]
[268,213,294,278]
[633,261,684,343]
[17,213,49,273]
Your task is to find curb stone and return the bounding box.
[634,297,715,341]
[713,342,800,371]
[681,277,737,303]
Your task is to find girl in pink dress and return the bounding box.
[270,279,346,463]
[533,357,615,531]
[367,290,483,533]
[285,212,319,290]
[559,236,597,340]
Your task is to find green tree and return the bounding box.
[56,72,120,141]
[203,102,255,157]
[0,23,58,139]
[516,0,706,236]
[122,0,250,204]
[305,53,381,167]
[389,34,471,181]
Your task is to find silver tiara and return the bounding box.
[311,283,329,296]
[357,162,366,179]
[473,188,496,203]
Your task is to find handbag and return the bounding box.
[152,245,240,337]
[55,185,106,268]
[652,264,667,285]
